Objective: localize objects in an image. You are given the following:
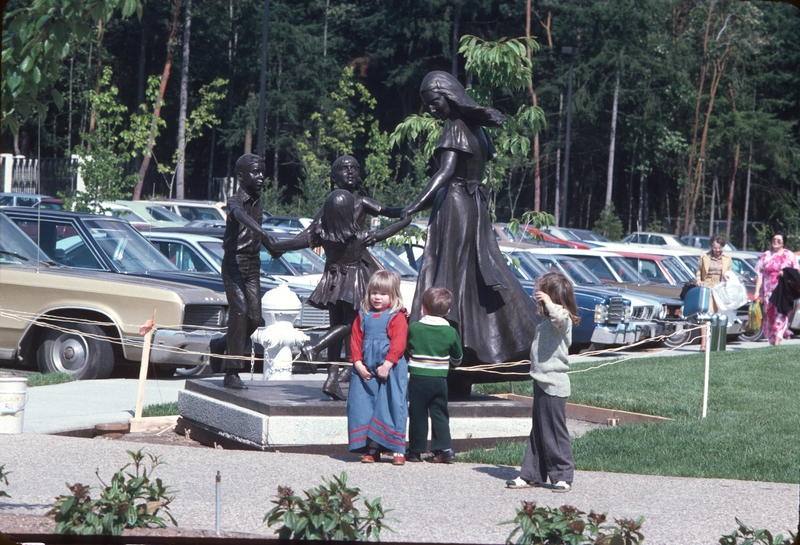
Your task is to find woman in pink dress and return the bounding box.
[754,232,800,345]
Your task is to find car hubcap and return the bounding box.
[52,334,88,373]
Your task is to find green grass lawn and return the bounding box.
[471,345,800,484]
[142,401,179,417]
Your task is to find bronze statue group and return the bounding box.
[216,71,577,490]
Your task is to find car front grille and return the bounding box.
[183,304,225,329]
[607,297,625,326]
[632,306,653,321]
[298,302,330,328]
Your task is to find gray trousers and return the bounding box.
[519,381,574,484]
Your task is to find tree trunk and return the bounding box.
[133,0,182,201]
[526,0,541,212]
[683,0,715,235]
[79,41,93,149]
[606,69,620,207]
[742,136,753,249]
[554,93,563,223]
[176,0,192,200]
[68,48,74,156]
[687,50,730,234]
[207,126,215,200]
[725,83,739,239]
[87,19,105,146]
[708,170,717,238]
[451,3,460,77]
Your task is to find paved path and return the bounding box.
[1,434,796,544]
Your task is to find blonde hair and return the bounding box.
[536,271,581,325]
[361,270,403,313]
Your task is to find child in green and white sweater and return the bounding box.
[406,287,463,463]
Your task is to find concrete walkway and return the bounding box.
[1,433,796,544]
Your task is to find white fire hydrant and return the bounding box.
[250,283,309,380]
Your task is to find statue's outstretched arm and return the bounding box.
[403,150,457,216]
[370,216,413,244]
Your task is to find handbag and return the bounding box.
[747,300,763,332]
[679,282,696,301]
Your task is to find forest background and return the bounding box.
[2,0,799,250]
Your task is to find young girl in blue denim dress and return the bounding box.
[347,270,409,466]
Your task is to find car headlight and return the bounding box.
[658,304,667,320]
[624,301,633,322]
[594,304,608,324]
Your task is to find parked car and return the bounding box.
[2,207,330,332]
[542,248,684,299]
[367,245,419,305]
[681,235,737,252]
[611,248,753,341]
[35,197,64,210]
[101,200,190,229]
[149,199,228,221]
[507,252,639,352]
[621,231,689,247]
[0,192,56,208]
[0,213,228,380]
[490,224,546,249]
[524,251,688,347]
[143,229,325,287]
[542,227,611,245]
[262,215,313,234]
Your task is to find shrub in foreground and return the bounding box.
[0,464,9,498]
[264,471,395,541]
[501,503,796,545]
[502,502,643,544]
[48,449,176,535]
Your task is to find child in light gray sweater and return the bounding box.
[507,271,580,493]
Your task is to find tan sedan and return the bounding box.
[0,214,227,380]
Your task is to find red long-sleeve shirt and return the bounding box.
[350,310,408,365]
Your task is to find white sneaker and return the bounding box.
[552,480,571,493]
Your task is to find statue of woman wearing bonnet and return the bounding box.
[402,71,539,394]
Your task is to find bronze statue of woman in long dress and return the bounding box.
[403,71,539,395]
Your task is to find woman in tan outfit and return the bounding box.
[694,234,732,348]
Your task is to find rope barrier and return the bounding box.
[0,307,707,372]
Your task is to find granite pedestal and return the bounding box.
[178,378,534,451]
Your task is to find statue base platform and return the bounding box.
[177,378,534,452]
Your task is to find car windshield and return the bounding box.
[578,255,648,283]
[179,205,224,221]
[198,239,320,278]
[546,229,580,241]
[679,255,699,272]
[146,206,188,223]
[84,219,178,272]
[662,256,693,283]
[0,214,49,263]
[370,246,418,278]
[107,208,147,223]
[281,247,326,275]
[623,256,672,284]
[731,257,757,282]
[511,252,550,280]
[555,257,605,285]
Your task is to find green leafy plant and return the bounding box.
[49,449,176,536]
[718,517,796,545]
[264,472,395,541]
[501,502,644,545]
[0,464,10,498]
